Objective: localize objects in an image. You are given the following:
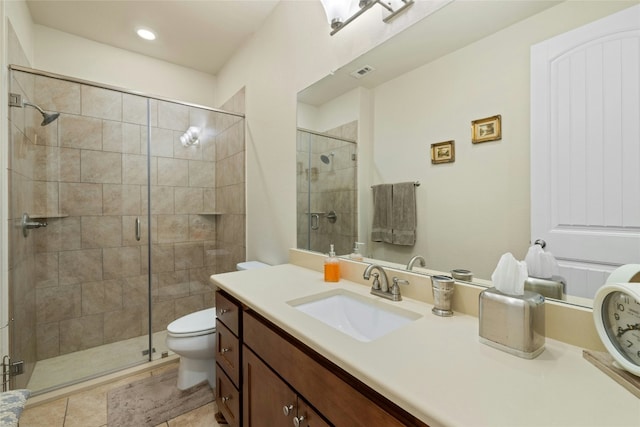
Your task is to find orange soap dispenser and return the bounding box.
[324,244,340,282]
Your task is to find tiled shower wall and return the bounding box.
[9,69,245,368]
[296,121,357,256]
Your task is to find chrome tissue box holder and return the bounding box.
[478,287,545,359]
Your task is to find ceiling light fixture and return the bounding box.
[136,28,156,41]
[319,0,414,36]
[180,126,200,147]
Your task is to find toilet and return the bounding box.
[166,308,217,390]
[166,261,270,390]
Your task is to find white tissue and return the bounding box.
[491,252,528,295]
[525,245,559,279]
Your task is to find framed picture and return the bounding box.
[431,140,455,164]
[471,114,502,143]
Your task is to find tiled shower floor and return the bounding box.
[28,330,170,393]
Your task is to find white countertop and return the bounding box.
[211,264,640,427]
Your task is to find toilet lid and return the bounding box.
[167,308,217,335]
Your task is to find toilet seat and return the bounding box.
[167,308,217,338]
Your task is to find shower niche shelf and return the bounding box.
[196,212,223,216]
[30,213,69,219]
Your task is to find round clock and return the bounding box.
[593,283,640,376]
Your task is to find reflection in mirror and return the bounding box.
[296,125,358,256]
[296,1,640,309]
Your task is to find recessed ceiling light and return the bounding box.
[136,28,156,41]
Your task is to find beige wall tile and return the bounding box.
[33,118,59,147]
[157,270,190,302]
[157,215,189,243]
[35,284,81,323]
[35,252,59,288]
[103,246,141,280]
[174,295,204,320]
[158,100,189,131]
[103,121,142,154]
[149,186,174,214]
[123,154,156,185]
[203,189,216,212]
[35,75,81,114]
[123,275,150,308]
[216,152,243,187]
[173,130,203,161]
[189,215,216,241]
[60,182,103,215]
[81,216,122,248]
[103,184,141,215]
[216,183,245,215]
[59,115,102,150]
[175,187,203,214]
[151,299,174,333]
[36,322,60,360]
[104,308,142,344]
[82,279,123,315]
[189,160,215,188]
[150,243,175,274]
[150,127,174,158]
[59,249,103,285]
[189,267,216,294]
[81,85,122,121]
[123,92,148,126]
[33,181,59,215]
[59,314,104,354]
[34,217,82,252]
[81,150,122,184]
[157,158,188,186]
[59,148,81,182]
[174,242,204,270]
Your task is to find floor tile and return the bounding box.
[20,397,67,427]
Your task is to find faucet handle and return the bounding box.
[371,272,381,290]
[391,277,410,296]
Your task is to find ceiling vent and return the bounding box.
[350,65,375,79]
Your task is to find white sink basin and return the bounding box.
[288,289,421,342]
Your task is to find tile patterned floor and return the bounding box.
[20,362,221,427]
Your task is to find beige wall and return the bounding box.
[215,0,446,266]
[33,25,217,107]
[216,0,638,268]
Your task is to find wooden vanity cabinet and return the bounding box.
[243,346,329,427]
[214,290,428,427]
[215,291,243,427]
[242,309,429,427]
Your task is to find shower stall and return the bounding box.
[5,66,246,394]
[296,124,358,256]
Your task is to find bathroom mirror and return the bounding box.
[296,1,639,308]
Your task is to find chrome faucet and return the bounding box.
[363,264,409,301]
[406,255,426,271]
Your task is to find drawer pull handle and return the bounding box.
[221,396,231,403]
[282,404,294,416]
[293,415,305,427]
[219,308,229,315]
[221,347,231,353]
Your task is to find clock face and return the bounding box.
[602,291,640,366]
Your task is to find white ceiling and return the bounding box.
[26,0,281,75]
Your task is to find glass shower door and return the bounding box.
[7,67,152,393]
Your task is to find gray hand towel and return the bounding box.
[391,182,416,246]
[371,184,393,243]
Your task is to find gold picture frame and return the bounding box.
[471,114,502,143]
[431,140,455,164]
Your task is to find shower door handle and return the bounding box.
[310,213,320,230]
[135,217,141,241]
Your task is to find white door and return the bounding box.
[531,5,640,299]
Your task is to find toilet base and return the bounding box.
[176,356,215,390]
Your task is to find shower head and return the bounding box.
[23,101,60,126]
[320,152,334,164]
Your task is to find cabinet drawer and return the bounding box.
[243,311,423,427]
[217,320,240,387]
[216,364,240,427]
[216,290,240,336]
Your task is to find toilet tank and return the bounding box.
[236,261,270,271]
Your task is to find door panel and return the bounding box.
[531,5,640,298]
